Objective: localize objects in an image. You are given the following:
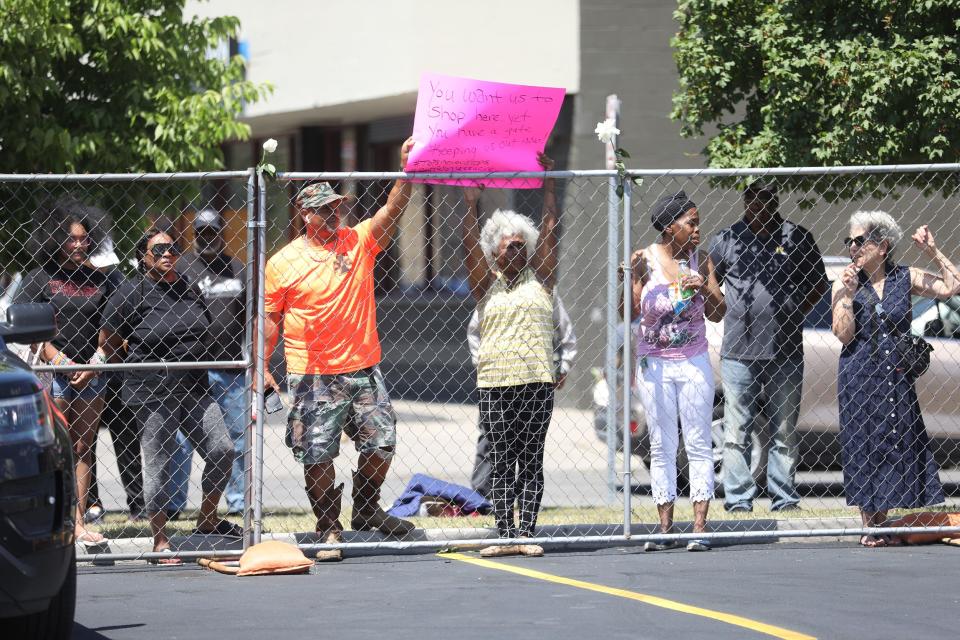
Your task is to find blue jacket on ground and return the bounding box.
[387,473,492,517]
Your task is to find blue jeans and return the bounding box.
[167,371,247,513]
[208,370,247,513]
[50,373,106,400]
[721,357,803,511]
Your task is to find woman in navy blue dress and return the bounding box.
[832,211,960,547]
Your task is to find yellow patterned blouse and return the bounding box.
[476,269,555,388]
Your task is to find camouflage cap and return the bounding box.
[296,182,349,209]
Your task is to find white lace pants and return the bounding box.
[636,352,715,505]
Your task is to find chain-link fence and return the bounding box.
[0,171,257,562]
[3,164,960,563]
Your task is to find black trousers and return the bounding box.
[479,383,554,538]
[88,376,144,516]
[470,420,493,499]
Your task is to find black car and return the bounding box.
[0,303,76,640]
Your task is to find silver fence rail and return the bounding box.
[2,164,959,564]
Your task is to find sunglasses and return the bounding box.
[149,242,181,258]
[843,234,875,249]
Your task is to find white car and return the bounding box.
[594,256,960,484]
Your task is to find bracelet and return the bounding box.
[89,351,107,365]
[51,351,76,366]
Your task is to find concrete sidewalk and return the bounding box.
[90,399,632,515]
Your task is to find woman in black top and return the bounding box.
[101,228,237,564]
[15,197,113,545]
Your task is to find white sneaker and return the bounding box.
[686,539,711,552]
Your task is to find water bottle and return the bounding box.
[673,259,695,314]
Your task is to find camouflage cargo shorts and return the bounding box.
[285,366,397,465]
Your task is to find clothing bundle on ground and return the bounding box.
[387,473,492,517]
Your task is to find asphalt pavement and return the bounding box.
[74,541,959,640]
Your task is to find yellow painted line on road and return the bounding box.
[442,552,816,640]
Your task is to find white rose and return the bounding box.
[594,119,620,145]
[262,138,278,153]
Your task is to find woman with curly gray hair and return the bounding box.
[14,196,114,545]
[462,152,558,558]
[832,210,960,547]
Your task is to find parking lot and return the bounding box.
[74,542,960,640]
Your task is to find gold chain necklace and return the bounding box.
[305,233,351,274]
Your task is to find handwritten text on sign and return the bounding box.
[405,73,566,188]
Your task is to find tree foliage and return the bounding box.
[0,0,271,173]
[671,1,960,168]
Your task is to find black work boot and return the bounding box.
[308,482,343,562]
[350,470,414,537]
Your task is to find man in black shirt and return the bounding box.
[178,210,247,516]
[708,182,828,512]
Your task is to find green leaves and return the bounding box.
[613,149,634,200]
[670,0,960,172]
[0,0,272,173]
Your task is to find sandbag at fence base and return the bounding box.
[199,541,314,576]
[887,512,960,545]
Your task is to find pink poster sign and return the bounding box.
[404,73,566,188]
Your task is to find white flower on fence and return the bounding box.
[258,138,278,179]
[595,119,638,199]
[594,118,620,145]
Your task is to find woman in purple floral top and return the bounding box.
[628,191,725,551]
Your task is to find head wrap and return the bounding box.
[650,190,696,231]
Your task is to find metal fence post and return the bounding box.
[242,167,256,550]
[252,169,268,546]
[621,177,633,539]
[604,95,621,504]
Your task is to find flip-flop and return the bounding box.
[860,534,888,547]
[192,520,244,538]
[76,529,108,546]
[148,548,183,566]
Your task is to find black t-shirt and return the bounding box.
[102,275,212,403]
[14,265,114,363]
[708,218,827,360]
[177,251,245,363]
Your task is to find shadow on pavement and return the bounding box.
[73,623,145,639]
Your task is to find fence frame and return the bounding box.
[3,165,959,563]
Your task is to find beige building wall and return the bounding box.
[187,0,580,134]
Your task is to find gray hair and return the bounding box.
[849,210,903,259]
[479,209,539,266]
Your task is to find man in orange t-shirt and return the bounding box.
[263,138,415,560]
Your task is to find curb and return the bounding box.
[78,516,863,563]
